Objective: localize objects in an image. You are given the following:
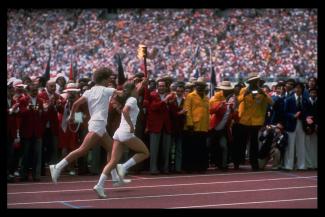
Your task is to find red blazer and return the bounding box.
[209,101,235,143]
[209,101,234,130]
[38,89,64,136]
[7,98,19,139]
[18,95,47,139]
[146,91,176,134]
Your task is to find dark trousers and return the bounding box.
[8,137,24,175]
[21,137,42,179]
[7,136,14,175]
[208,128,228,169]
[235,124,261,170]
[182,131,208,172]
[231,123,246,167]
[42,128,58,167]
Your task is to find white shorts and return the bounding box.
[113,129,135,142]
[88,120,107,137]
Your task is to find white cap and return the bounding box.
[7,77,17,86]
[13,79,27,88]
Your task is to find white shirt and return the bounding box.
[294,93,302,106]
[176,96,183,107]
[82,86,115,124]
[119,97,139,130]
[31,97,37,106]
[159,93,166,101]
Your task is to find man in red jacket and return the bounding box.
[19,84,47,181]
[7,80,20,182]
[146,79,176,174]
[209,81,236,171]
[38,79,64,174]
[7,79,27,181]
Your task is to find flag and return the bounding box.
[210,65,216,98]
[43,51,51,82]
[39,51,51,87]
[73,60,78,81]
[192,45,200,64]
[69,62,73,81]
[116,54,126,85]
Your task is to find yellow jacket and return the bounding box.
[183,90,210,132]
[237,87,273,126]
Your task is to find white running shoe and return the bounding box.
[93,185,107,199]
[116,164,126,179]
[113,178,132,187]
[49,165,60,184]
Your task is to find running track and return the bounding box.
[7,168,317,208]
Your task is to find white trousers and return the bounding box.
[284,120,306,170]
[305,132,317,169]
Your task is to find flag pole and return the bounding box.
[209,46,213,98]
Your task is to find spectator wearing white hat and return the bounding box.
[7,79,20,182]
[236,73,273,171]
[208,81,236,171]
[57,83,81,176]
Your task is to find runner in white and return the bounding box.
[49,67,130,187]
[94,82,150,198]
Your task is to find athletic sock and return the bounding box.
[122,157,137,171]
[97,173,108,188]
[55,159,68,172]
[111,169,120,182]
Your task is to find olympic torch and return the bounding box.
[137,44,148,78]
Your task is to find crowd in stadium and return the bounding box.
[8,9,317,81]
[7,9,318,182]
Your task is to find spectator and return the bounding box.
[170,82,187,173]
[183,77,210,173]
[208,81,236,171]
[146,79,176,174]
[236,73,273,171]
[270,82,286,125]
[304,88,317,170]
[7,80,20,182]
[258,123,288,170]
[38,79,64,175]
[283,82,310,170]
[19,84,46,181]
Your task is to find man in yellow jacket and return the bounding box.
[183,77,209,173]
[235,73,273,171]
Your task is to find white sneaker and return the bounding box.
[93,185,107,199]
[113,178,132,187]
[49,165,60,184]
[116,164,126,179]
[69,170,76,176]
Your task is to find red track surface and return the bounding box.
[7,168,317,209]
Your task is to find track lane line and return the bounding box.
[7,171,279,186]
[7,185,316,206]
[8,175,316,195]
[169,197,317,208]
